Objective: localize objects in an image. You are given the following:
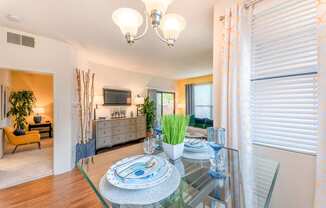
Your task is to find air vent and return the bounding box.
[7,32,20,45]
[22,35,35,47]
[6,32,35,48]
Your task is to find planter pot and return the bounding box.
[146,130,153,138]
[163,142,184,160]
[76,138,96,162]
[14,129,25,136]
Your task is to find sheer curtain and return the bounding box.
[316,1,326,207]
[215,3,254,206]
[217,3,252,152]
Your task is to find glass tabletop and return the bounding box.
[77,143,279,208]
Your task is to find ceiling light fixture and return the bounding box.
[112,0,186,47]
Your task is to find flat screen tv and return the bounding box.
[103,89,131,106]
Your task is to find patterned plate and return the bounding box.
[184,139,209,153]
[106,155,173,190]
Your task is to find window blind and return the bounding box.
[250,0,318,154]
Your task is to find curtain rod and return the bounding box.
[244,0,264,9]
[219,0,264,21]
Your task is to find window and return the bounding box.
[156,91,175,121]
[250,0,318,154]
[194,84,213,119]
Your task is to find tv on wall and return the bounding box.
[103,89,131,106]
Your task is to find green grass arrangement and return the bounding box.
[162,115,189,145]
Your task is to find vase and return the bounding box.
[76,138,96,162]
[163,142,184,160]
[33,115,42,124]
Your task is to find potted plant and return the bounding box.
[7,91,36,135]
[162,115,189,160]
[140,97,155,137]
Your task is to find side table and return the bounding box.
[28,122,52,138]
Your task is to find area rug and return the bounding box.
[0,147,53,189]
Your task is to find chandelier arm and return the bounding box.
[154,27,174,47]
[134,12,149,41]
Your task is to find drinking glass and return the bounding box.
[144,137,156,154]
[207,128,226,179]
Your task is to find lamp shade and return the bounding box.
[141,0,174,14]
[160,14,186,41]
[112,8,143,36]
[33,107,45,114]
[134,96,144,105]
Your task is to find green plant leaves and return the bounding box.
[162,115,189,145]
[6,90,36,130]
[140,97,156,131]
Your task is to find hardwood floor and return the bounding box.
[0,141,145,208]
[0,169,102,208]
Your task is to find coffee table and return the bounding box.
[77,143,279,208]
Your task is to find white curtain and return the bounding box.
[217,3,252,153]
[315,1,326,207]
[215,3,254,206]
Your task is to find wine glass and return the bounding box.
[207,128,226,179]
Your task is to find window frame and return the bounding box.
[156,91,176,117]
[193,83,213,119]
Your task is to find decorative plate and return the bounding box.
[106,155,173,190]
[184,139,209,153]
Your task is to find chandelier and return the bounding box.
[112,0,186,47]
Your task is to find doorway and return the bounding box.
[156,91,175,122]
[0,69,54,189]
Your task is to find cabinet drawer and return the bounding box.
[111,135,125,145]
[96,128,112,138]
[96,121,111,129]
[96,121,106,129]
[137,132,146,139]
[112,127,124,135]
[96,137,112,149]
[126,133,137,141]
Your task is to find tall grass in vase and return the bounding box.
[162,115,189,160]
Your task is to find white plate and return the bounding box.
[106,155,173,190]
[182,149,213,160]
[184,139,209,153]
[99,165,181,205]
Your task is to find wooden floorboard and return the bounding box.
[0,169,102,208]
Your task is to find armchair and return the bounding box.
[4,127,41,153]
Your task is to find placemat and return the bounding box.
[99,165,181,206]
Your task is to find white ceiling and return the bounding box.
[0,0,216,79]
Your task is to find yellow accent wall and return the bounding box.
[176,74,213,115]
[10,71,54,123]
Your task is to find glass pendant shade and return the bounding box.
[141,0,174,14]
[112,8,143,36]
[160,14,186,41]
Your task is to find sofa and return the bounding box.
[186,115,213,138]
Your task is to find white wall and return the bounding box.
[90,62,176,117]
[0,69,10,86]
[213,1,316,208]
[253,145,316,208]
[0,26,76,174]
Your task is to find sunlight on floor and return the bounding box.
[0,139,53,189]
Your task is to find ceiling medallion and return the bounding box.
[112,0,186,47]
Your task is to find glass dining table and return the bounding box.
[77,143,279,208]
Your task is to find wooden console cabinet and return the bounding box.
[93,116,146,150]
